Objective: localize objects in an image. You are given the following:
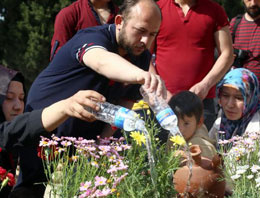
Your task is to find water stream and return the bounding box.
[143,129,157,187]
[140,124,193,198]
[169,128,193,197]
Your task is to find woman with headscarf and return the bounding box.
[0,65,25,197]
[209,68,260,143]
[0,65,105,196]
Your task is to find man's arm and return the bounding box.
[42,90,105,132]
[0,90,105,150]
[83,48,165,97]
[189,26,234,99]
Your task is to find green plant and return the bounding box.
[40,117,180,198]
[219,131,260,198]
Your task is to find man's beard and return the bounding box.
[244,3,260,19]
[118,28,136,57]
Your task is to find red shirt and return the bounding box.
[50,0,118,60]
[155,0,229,98]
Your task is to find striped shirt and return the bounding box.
[230,15,260,81]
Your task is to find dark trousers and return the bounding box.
[203,98,216,131]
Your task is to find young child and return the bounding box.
[167,91,217,160]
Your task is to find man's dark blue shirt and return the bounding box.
[16,24,151,189]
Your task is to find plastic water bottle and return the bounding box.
[89,102,145,132]
[140,86,181,136]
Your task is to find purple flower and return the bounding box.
[51,134,61,141]
[107,165,118,174]
[79,189,92,198]
[121,144,131,150]
[98,145,111,154]
[39,140,49,147]
[100,188,111,196]
[94,176,107,186]
[80,181,92,191]
[61,140,72,147]
[48,140,58,146]
[112,173,128,188]
[64,137,77,142]
[91,161,99,168]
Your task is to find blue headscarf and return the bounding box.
[216,68,260,139]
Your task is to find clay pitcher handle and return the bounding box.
[212,153,222,170]
[190,145,202,165]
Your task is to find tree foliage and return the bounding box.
[0,0,72,88]
[214,0,244,19]
[0,0,245,89]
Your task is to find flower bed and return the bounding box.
[40,121,180,198]
[219,131,260,197]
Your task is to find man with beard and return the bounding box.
[13,0,163,197]
[230,0,260,81]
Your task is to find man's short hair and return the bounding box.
[118,0,161,21]
[168,91,203,124]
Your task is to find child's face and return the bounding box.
[219,86,244,120]
[178,115,198,140]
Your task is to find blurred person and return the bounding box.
[50,0,119,60]
[230,0,260,81]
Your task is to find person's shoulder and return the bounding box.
[192,125,210,140]
[58,0,87,15]
[77,24,114,35]
[189,125,217,149]
[200,0,225,12]
[230,14,244,26]
[192,125,216,143]
[203,0,223,7]
[245,109,260,133]
[248,109,260,123]
[72,24,117,50]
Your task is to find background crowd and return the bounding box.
[0,0,245,88]
[0,0,260,197]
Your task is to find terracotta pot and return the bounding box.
[173,145,225,198]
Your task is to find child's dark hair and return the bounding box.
[168,91,203,123]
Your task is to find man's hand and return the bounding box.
[42,90,106,132]
[137,71,167,99]
[189,81,210,100]
[64,90,106,122]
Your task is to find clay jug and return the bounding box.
[173,145,226,198]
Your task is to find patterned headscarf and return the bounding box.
[216,68,260,139]
[0,65,25,122]
[0,65,18,97]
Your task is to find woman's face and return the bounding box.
[219,86,244,120]
[2,81,25,121]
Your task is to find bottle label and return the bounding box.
[156,108,174,124]
[114,107,130,129]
